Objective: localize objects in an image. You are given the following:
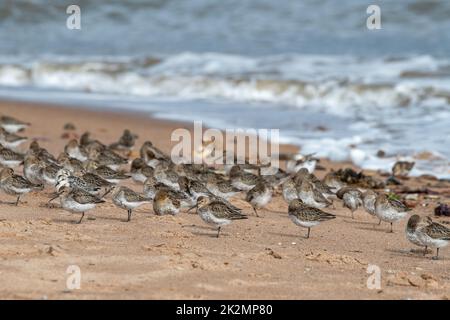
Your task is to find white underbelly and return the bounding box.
[289,214,319,228]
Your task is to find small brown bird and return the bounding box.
[245,179,272,217]
[109,129,138,152]
[392,161,414,177]
[193,196,248,238]
[153,189,182,216]
[288,199,336,239]
[0,115,30,133]
[0,168,43,205]
[413,216,450,260]
[110,186,151,222]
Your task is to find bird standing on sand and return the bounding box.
[0,168,43,205]
[336,187,363,219]
[412,216,450,260]
[192,196,248,238]
[57,186,105,224]
[110,186,151,222]
[288,199,336,239]
[374,194,410,233]
[245,179,272,217]
[406,215,429,255]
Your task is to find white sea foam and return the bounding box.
[0,52,448,178]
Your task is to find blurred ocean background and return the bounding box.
[0,0,449,177]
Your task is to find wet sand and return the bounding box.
[0,100,449,300]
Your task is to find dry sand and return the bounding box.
[0,100,449,300]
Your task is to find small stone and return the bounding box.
[265,248,282,259]
[434,203,450,217]
[64,122,76,130]
[407,275,425,287]
[405,194,419,201]
[376,150,386,158]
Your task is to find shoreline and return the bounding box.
[0,99,449,300]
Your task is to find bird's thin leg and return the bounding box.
[252,207,259,217]
[306,228,310,239]
[433,248,440,260]
[423,246,428,256]
[351,210,354,219]
[216,226,221,238]
[127,209,132,222]
[15,195,21,206]
[378,219,382,225]
[389,222,393,233]
[48,193,60,203]
[102,187,112,198]
[77,212,85,224]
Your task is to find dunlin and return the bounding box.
[0,168,43,205]
[288,199,336,239]
[374,194,410,233]
[286,153,318,174]
[415,216,450,260]
[153,189,182,216]
[392,161,415,177]
[281,177,299,203]
[87,160,130,184]
[130,158,154,183]
[0,144,24,168]
[245,179,272,217]
[336,187,363,219]
[298,180,332,209]
[56,186,105,224]
[64,139,88,162]
[206,175,240,199]
[229,165,259,191]
[406,215,428,254]
[0,128,27,149]
[109,129,138,152]
[193,196,247,238]
[110,186,151,222]
[0,115,30,133]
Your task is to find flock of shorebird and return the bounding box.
[0,114,449,260]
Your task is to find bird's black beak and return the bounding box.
[187,204,197,213]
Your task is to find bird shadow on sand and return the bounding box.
[38,202,61,209]
[342,219,379,226]
[190,231,222,238]
[385,248,443,260]
[95,215,128,223]
[182,224,215,231]
[355,225,392,233]
[267,231,304,239]
[51,218,83,225]
[181,224,222,237]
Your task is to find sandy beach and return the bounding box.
[0,100,449,300]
